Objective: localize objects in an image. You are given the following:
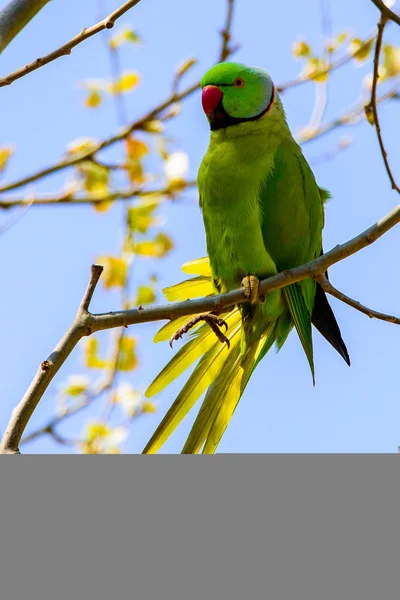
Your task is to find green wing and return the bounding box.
[259,139,323,378]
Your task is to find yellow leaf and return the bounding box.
[382,44,400,78]
[135,285,156,305]
[126,161,145,185]
[85,89,102,108]
[109,25,141,50]
[350,38,374,63]
[64,375,90,397]
[117,336,138,371]
[125,137,148,160]
[142,120,164,133]
[86,422,110,442]
[85,338,108,369]
[303,57,329,82]
[97,255,128,288]
[134,232,174,258]
[112,71,140,94]
[141,401,157,414]
[78,161,111,211]
[66,137,98,156]
[0,144,15,173]
[292,40,311,58]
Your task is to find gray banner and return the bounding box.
[1,456,399,600]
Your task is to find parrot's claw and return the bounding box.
[169,313,230,348]
[241,275,260,304]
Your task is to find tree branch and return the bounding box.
[365,15,400,193]
[0,182,197,210]
[317,274,400,325]
[0,0,50,54]
[371,0,400,27]
[0,81,200,194]
[0,0,142,86]
[219,0,238,61]
[0,265,103,454]
[3,197,400,453]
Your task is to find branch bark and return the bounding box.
[371,0,400,27]
[2,198,400,453]
[0,265,103,454]
[0,0,50,54]
[0,181,197,210]
[0,0,142,86]
[365,15,400,193]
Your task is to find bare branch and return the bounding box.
[0,264,103,454]
[365,15,400,192]
[278,34,376,93]
[371,0,400,27]
[318,274,400,325]
[0,182,197,210]
[0,0,142,86]
[219,0,238,61]
[3,196,400,453]
[0,0,50,54]
[0,81,200,194]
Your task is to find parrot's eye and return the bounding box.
[233,77,245,88]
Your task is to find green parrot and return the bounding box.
[143,62,350,454]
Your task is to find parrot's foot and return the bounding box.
[241,275,260,304]
[169,313,230,348]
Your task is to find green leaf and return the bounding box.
[127,199,161,234]
[135,284,156,305]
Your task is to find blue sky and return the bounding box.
[1,0,399,453]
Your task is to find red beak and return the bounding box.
[201,85,223,116]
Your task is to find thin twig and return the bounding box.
[0,15,376,196]
[219,0,237,61]
[0,265,103,454]
[277,33,376,93]
[317,274,400,325]
[365,15,400,193]
[0,81,200,194]
[298,82,400,144]
[3,197,400,453]
[0,182,197,210]
[371,0,400,27]
[0,0,143,87]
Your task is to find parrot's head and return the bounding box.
[200,62,275,131]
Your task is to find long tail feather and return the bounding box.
[202,328,275,454]
[143,316,241,453]
[312,283,350,366]
[182,322,276,454]
[284,285,315,384]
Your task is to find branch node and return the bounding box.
[41,360,53,371]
